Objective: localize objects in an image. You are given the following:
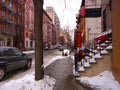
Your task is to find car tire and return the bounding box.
[0,67,5,80]
[25,60,32,69]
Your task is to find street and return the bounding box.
[0,49,60,85]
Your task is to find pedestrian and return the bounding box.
[78,49,82,62]
[74,50,79,73]
[81,50,85,59]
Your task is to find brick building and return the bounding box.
[43,10,56,49]
[24,0,34,50]
[0,0,25,50]
[46,6,60,45]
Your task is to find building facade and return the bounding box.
[85,0,102,42]
[59,29,71,47]
[45,6,60,45]
[24,0,35,50]
[0,0,25,50]
[43,10,56,49]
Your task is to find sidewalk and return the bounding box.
[44,53,89,90]
[79,52,112,77]
[24,50,112,89]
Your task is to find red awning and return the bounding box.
[94,29,112,41]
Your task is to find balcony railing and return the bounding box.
[0,28,15,35]
[6,19,13,24]
[0,2,13,12]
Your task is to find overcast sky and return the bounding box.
[43,0,82,29]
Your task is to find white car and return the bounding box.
[62,49,70,56]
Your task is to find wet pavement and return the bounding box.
[44,50,112,90]
[44,57,89,90]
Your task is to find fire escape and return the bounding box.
[0,0,15,35]
[0,0,25,49]
[14,0,25,49]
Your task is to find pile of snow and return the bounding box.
[106,44,112,50]
[97,46,103,50]
[78,66,85,72]
[0,52,72,90]
[76,71,120,90]
[72,65,79,76]
[100,43,107,47]
[23,50,35,54]
[89,57,96,63]
[100,49,108,54]
[95,53,102,59]
[0,75,56,90]
[70,55,74,60]
[84,62,91,67]
[84,56,90,59]
[89,52,94,57]
[93,49,99,54]
[78,62,85,72]
[44,55,69,68]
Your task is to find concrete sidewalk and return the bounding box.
[44,51,112,90]
[24,50,112,89]
[79,52,112,77]
[44,56,89,90]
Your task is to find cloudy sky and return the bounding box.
[43,0,82,29]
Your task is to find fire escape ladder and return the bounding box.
[8,11,13,20]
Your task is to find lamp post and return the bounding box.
[74,29,77,50]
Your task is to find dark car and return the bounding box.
[58,46,66,51]
[0,46,32,80]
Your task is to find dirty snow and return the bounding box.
[76,71,120,90]
[0,51,120,90]
[0,75,55,90]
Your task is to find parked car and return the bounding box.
[58,46,64,51]
[62,49,70,56]
[0,46,32,80]
[58,46,67,51]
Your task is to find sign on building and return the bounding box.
[85,8,101,17]
[76,31,82,48]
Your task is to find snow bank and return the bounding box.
[95,53,102,59]
[76,71,120,90]
[23,50,35,54]
[100,49,108,54]
[0,75,56,90]
[106,44,112,50]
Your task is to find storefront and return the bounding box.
[94,29,112,43]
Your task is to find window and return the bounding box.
[12,49,23,56]
[2,0,5,2]
[7,39,11,46]
[30,41,33,47]
[26,32,28,37]
[103,9,106,31]
[0,39,3,46]
[9,3,12,7]
[26,41,28,47]
[3,49,14,56]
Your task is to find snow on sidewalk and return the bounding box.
[1,51,120,90]
[0,50,70,90]
[0,75,55,90]
[76,71,120,90]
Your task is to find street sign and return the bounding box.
[76,31,82,48]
